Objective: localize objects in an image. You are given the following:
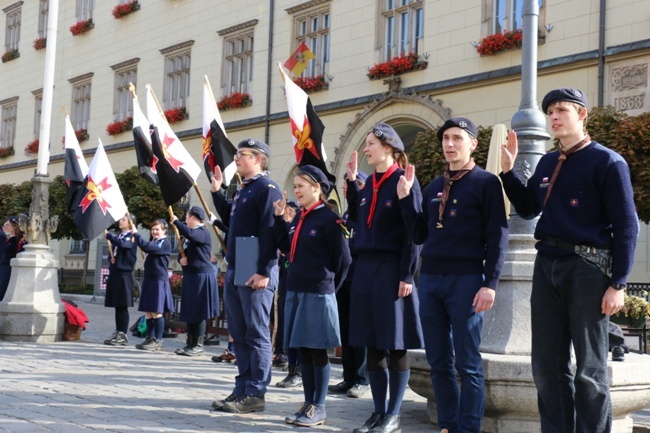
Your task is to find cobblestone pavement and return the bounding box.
[0,295,648,432]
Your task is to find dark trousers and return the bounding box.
[531,254,611,433]
[337,279,368,385]
[224,267,278,397]
[419,273,485,433]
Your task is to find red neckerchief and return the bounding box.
[543,135,591,207]
[367,163,399,227]
[437,159,476,229]
[289,200,323,263]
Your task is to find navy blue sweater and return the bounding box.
[173,222,213,274]
[274,206,351,294]
[212,175,281,277]
[134,234,171,281]
[500,140,638,285]
[401,167,509,289]
[106,231,137,272]
[346,168,420,284]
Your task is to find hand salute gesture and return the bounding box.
[397,164,415,199]
[273,191,288,216]
[210,167,223,192]
[346,151,358,182]
[500,130,518,174]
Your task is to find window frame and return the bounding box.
[380,0,423,61]
[3,2,21,52]
[222,29,254,96]
[76,0,94,22]
[32,89,43,136]
[68,74,93,132]
[483,0,545,36]
[0,97,18,150]
[111,59,139,122]
[290,3,331,78]
[38,0,48,39]
[160,44,192,110]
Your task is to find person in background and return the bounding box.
[398,117,509,433]
[0,215,25,302]
[171,206,219,357]
[328,171,370,399]
[103,213,138,346]
[500,88,638,433]
[346,123,424,433]
[133,218,174,351]
[273,165,351,427]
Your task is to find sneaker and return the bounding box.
[328,380,353,394]
[104,331,128,346]
[211,393,239,411]
[222,395,265,414]
[293,403,326,427]
[138,337,162,351]
[347,383,370,398]
[276,371,302,388]
[612,345,625,362]
[285,401,309,424]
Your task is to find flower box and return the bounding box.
[112,1,140,19]
[293,75,328,94]
[33,38,47,51]
[75,129,89,142]
[70,19,94,36]
[169,273,183,296]
[105,117,133,135]
[367,52,427,81]
[164,107,187,124]
[217,92,252,111]
[0,146,15,159]
[1,48,19,63]
[611,291,650,328]
[476,29,523,56]
[24,139,39,156]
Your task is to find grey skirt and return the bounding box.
[284,290,340,349]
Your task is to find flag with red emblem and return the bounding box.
[284,41,315,77]
[63,114,90,214]
[278,63,335,185]
[132,94,159,185]
[73,139,128,240]
[146,85,201,206]
[202,76,236,187]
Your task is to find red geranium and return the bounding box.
[1,48,19,63]
[112,1,140,19]
[105,117,133,136]
[0,146,15,159]
[367,52,421,80]
[169,274,183,296]
[476,29,523,56]
[164,107,187,124]
[33,38,46,51]
[217,92,252,111]
[24,139,39,156]
[293,75,327,93]
[70,19,94,36]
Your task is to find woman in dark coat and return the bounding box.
[0,215,25,302]
[171,206,219,356]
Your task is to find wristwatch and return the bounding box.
[611,283,627,291]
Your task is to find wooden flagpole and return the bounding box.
[168,206,186,258]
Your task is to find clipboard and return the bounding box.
[235,236,259,286]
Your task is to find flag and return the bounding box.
[146,85,201,206]
[202,76,236,187]
[132,94,159,185]
[63,114,89,214]
[73,139,128,240]
[283,41,315,77]
[278,63,336,185]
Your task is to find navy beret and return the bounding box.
[298,165,332,196]
[238,138,270,157]
[541,88,588,114]
[437,117,478,142]
[371,123,404,151]
[188,205,206,222]
[285,199,299,210]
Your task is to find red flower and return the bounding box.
[0,146,15,159]
[367,53,421,80]
[164,107,187,124]
[293,75,327,93]
[112,1,140,19]
[476,29,523,56]
[217,92,252,111]
[33,38,47,51]
[105,117,133,136]
[24,139,39,156]
[1,49,19,63]
[70,19,94,36]
[169,274,183,296]
[75,129,89,142]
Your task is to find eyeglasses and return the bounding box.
[234,151,257,159]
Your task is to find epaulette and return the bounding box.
[268,184,276,189]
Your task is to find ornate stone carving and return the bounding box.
[610,63,647,92]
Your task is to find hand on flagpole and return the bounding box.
[397,164,416,199]
[346,150,358,182]
[170,214,177,224]
[274,191,288,216]
[211,167,223,192]
[500,130,518,174]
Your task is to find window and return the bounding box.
[484,0,544,35]
[76,0,94,21]
[290,3,331,78]
[32,89,43,135]
[160,41,193,110]
[38,0,48,39]
[3,2,21,52]
[69,73,93,131]
[0,97,18,150]
[111,59,138,121]
[69,239,86,254]
[381,0,423,60]
[218,20,257,96]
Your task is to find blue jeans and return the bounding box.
[224,267,278,397]
[419,273,485,433]
[531,254,611,433]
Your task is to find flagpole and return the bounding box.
[168,207,186,258]
[146,84,227,253]
[104,230,115,261]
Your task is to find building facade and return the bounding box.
[0,0,649,282]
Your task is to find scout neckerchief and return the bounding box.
[437,159,476,229]
[289,200,323,263]
[231,171,269,215]
[367,162,399,228]
[543,135,591,207]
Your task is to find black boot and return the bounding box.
[276,364,303,387]
[183,335,205,356]
[176,334,193,355]
[369,414,400,433]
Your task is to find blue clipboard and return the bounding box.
[235,236,259,286]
